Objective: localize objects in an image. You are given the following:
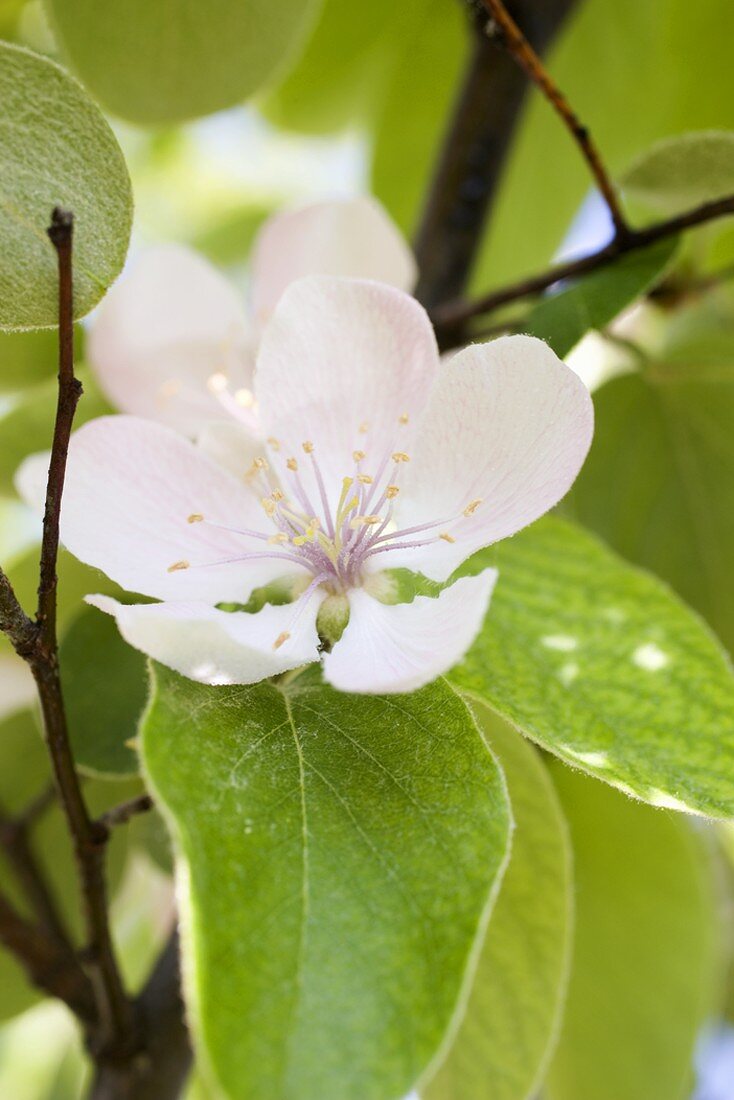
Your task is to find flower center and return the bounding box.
[166,415,482,646]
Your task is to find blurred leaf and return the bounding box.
[0,368,111,495]
[524,238,678,356]
[623,130,734,216]
[476,0,734,291]
[191,205,272,269]
[0,42,132,331]
[0,327,81,394]
[450,516,734,818]
[142,665,510,1100]
[43,0,323,125]
[546,765,719,1100]
[566,325,734,655]
[60,606,146,777]
[425,698,572,1100]
[0,709,137,1021]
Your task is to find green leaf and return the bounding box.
[425,697,572,1100]
[622,130,734,216]
[524,238,678,356]
[0,368,111,494]
[142,665,511,1100]
[450,516,734,818]
[546,765,719,1100]
[0,708,136,1021]
[60,606,146,777]
[0,43,132,331]
[43,0,323,125]
[566,332,734,655]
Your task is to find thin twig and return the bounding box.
[434,192,734,340]
[0,888,97,1023]
[481,0,629,238]
[0,571,38,661]
[97,795,154,834]
[28,209,134,1056]
[0,800,69,941]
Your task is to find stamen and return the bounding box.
[267,436,280,451]
[273,632,291,650]
[167,560,190,572]
[385,485,400,499]
[261,498,276,516]
[158,379,181,398]
[440,532,456,543]
[187,513,204,524]
[352,450,366,462]
[234,388,254,408]
[392,452,410,463]
[464,498,483,516]
[207,372,228,394]
[271,489,284,502]
[269,533,288,544]
[359,421,369,434]
[357,474,373,485]
[399,412,409,425]
[287,457,298,471]
[254,457,269,471]
[302,441,314,454]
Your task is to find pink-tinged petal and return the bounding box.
[323,570,498,694]
[196,420,263,478]
[387,336,594,581]
[87,592,323,686]
[14,450,50,515]
[255,276,439,509]
[251,198,416,324]
[88,246,254,435]
[62,416,307,603]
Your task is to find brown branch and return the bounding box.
[481,0,628,238]
[25,209,134,1057]
[0,571,38,661]
[0,888,97,1023]
[413,0,579,311]
[434,192,734,340]
[0,800,69,942]
[96,795,154,834]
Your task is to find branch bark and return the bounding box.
[413,0,579,312]
[433,192,734,341]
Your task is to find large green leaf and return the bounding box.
[0,709,136,1021]
[622,130,734,216]
[0,368,111,494]
[0,43,132,331]
[60,606,146,778]
[524,238,677,356]
[546,765,719,1100]
[450,516,734,818]
[142,665,511,1100]
[566,333,734,655]
[425,698,572,1100]
[43,0,323,125]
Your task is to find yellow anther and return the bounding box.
[302,441,315,454]
[357,474,373,485]
[253,457,269,471]
[392,451,410,463]
[187,513,204,524]
[463,498,483,516]
[271,489,284,502]
[268,533,288,544]
[352,449,366,462]
[167,560,190,573]
[207,372,228,393]
[234,388,254,408]
[261,498,276,516]
[293,535,308,546]
[440,532,456,543]
[286,457,298,471]
[350,514,381,529]
[385,485,400,499]
[359,421,369,434]
[399,412,409,425]
[267,436,281,451]
[309,517,321,529]
[273,631,291,650]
